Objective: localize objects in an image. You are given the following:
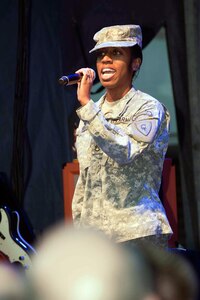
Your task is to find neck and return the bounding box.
[105,86,132,102]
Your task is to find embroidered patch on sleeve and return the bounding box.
[135,120,152,136]
[130,119,159,142]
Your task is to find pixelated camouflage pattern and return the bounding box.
[72,88,173,243]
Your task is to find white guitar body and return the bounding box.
[0,206,36,275]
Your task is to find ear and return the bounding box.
[132,58,141,71]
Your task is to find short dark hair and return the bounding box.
[131,44,143,64]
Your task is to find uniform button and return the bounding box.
[95,145,100,151]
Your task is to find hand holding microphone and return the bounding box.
[59,68,96,106]
[58,68,96,86]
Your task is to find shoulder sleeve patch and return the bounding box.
[129,119,159,143]
[135,120,152,136]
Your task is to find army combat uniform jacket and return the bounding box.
[72,87,173,242]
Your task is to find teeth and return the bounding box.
[102,68,115,74]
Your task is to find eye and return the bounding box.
[112,49,121,56]
[96,50,106,60]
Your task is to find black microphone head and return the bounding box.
[58,73,82,86]
[58,76,69,85]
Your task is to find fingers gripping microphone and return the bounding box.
[58,69,96,86]
[58,73,83,86]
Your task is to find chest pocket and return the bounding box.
[90,142,108,166]
[76,128,92,170]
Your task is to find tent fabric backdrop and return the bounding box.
[24,0,77,235]
[0,0,77,238]
[0,0,199,248]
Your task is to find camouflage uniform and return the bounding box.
[72,87,173,243]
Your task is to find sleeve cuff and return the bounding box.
[76,100,100,122]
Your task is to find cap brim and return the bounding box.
[89,41,139,53]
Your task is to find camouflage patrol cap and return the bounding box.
[89,24,142,53]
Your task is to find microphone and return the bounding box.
[58,73,83,86]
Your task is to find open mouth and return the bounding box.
[101,68,116,80]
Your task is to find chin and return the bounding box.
[100,80,116,89]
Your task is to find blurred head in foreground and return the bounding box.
[30,224,158,300]
[134,243,199,300]
[0,262,30,300]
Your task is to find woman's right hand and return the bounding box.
[75,68,96,106]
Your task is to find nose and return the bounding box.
[101,52,112,63]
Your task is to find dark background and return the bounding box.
[0,0,200,250]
